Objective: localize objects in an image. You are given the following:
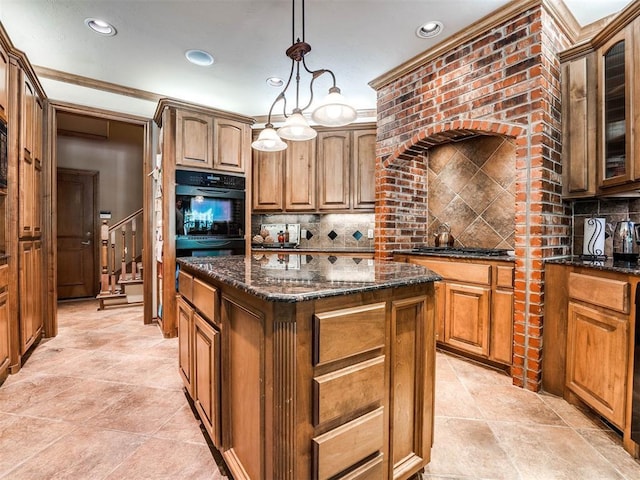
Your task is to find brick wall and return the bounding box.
[373,4,573,391]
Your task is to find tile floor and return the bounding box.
[0,299,639,479]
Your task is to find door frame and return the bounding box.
[44,101,154,337]
[56,167,99,298]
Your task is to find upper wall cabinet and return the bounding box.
[158,100,254,175]
[0,43,8,124]
[561,5,640,198]
[252,124,377,213]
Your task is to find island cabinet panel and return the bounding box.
[193,277,218,325]
[444,283,490,357]
[313,407,385,480]
[313,356,385,426]
[194,312,221,447]
[566,302,628,429]
[390,295,434,478]
[177,296,194,396]
[175,110,213,169]
[313,302,386,366]
[222,297,264,480]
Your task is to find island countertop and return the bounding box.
[176,253,441,303]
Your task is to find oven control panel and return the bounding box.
[176,170,245,190]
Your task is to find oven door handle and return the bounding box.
[196,187,232,195]
[194,240,233,247]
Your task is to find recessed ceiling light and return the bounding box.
[84,18,117,36]
[266,77,284,87]
[185,49,215,67]
[416,21,443,39]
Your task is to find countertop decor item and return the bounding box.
[582,217,606,261]
[251,0,357,152]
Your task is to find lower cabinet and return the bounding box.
[0,263,9,381]
[443,282,490,357]
[177,296,194,396]
[19,240,42,354]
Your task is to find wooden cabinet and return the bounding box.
[251,124,376,213]
[542,263,636,455]
[19,240,42,354]
[395,254,514,369]
[560,6,640,197]
[213,118,249,173]
[252,148,284,211]
[177,296,194,396]
[285,138,316,211]
[0,43,8,123]
[194,311,221,447]
[0,263,9,382]
[175,110,213,169]
[18,73,43,239]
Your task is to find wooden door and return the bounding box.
[566,301,628,429]
[176,110,213,169]
[194,312,221,448]
[285,139,316,211]
[0,43,8,123]
[352,129,376,210]
[252,149,284,211]
[213,118,248,173]
[444,282,491,357]
[317,131,350,210]
[0,264,9,377]
[57,169,98,299]
[178,296,194,396]
[19,241,34,353]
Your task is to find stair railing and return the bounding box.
[100,208,143,294]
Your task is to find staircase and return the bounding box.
[96,209,144,310]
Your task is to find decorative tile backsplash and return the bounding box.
[251,213,374,250]
[427,136,516,249]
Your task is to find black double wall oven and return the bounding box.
[175,169,245,257]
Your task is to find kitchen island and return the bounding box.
[176,253,440,480]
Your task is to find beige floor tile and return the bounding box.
[434,380,483,419]
[2,426,146,480]
[424,416,520,479]
[434,351,459,382]
[19,344,94,373]
[104,437,225,479]
[491,422,626,479]
[539,391,609,430]
[94,354,184,391]
[0,413,78,477]
[153,404,208,445]
[0,373,81,414]
[577,428,640,479]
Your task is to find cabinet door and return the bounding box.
[598,29,633,188]
[317,131,350,210]
[0,44,8,123]
[252,149,284,211]
[213,118,248,173]
[285,139,316,211]
[490,289,513,365]
[175,110,213,169]
[33,240,43,339]
[194,312,221,448]
[177,296,194,396]
[443,282,490,357]
[19,76,35,238]
[561,55,597,197]
[33,98,43,237]
[0,265,9,376]
[352,129,376,210]
[566,302,628,429]
[22,75,34,161]
[19,241,34,353]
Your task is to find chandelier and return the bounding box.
[251,0,357,152]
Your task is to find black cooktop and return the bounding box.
[412,246,511,256]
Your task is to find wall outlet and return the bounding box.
[367,229,374,239]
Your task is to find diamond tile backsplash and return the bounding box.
[427,136,516,249]
[252,213,374,250]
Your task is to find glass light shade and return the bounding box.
[277,112,317,141]
[311,90,357,126]
[251,127,288,152]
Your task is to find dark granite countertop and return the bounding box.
[394,250,515,262]
[177,253,441,303]
[545,256,640,275]
[251,246,374,254]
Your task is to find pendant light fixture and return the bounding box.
[251,0,357,152]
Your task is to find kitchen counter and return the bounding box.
[394,249,515,262]
[251,245,374,254]
[545,256,640,275]
[176,253,438,479]
[178,253,439,302]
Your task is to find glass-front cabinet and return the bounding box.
[598,27,636,189]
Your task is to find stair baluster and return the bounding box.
[100,220,109,293]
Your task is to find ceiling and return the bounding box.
[0,0,632,121]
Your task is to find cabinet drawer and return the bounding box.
[193,278,218,323]
[313,407,384,480]
[337,453,383,480]
[496,265,514,288]
[568,273,629,313]
[178,270,193,301]
[313,303,385,366]
[410,258,491,285]
[313,356,384,426]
